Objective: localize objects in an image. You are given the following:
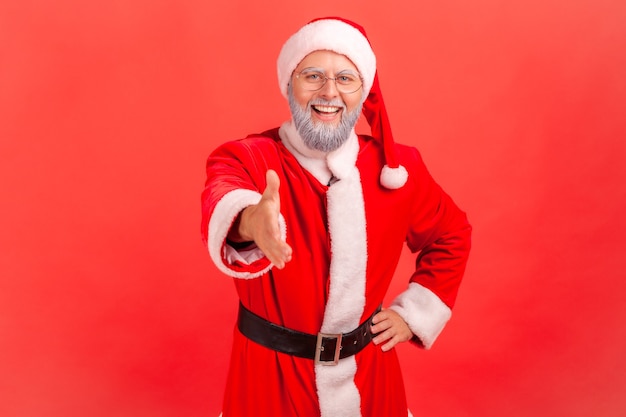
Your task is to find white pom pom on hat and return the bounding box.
[277,17,408,189]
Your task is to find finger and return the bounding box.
[264,169,281,203]
[381,337,399,352]
[372,328,393,346]
[371,315,392,334]
[271,255,285,270]
[373,328,402,352]
[268,244,293,269]
[259,239,282,268]
[371,309,392,325]
[259,228,292,269]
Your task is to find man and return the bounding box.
[201,17,471,417]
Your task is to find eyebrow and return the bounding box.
[336,69,360,76]
[298,67,360,76]
[298,67,326,73]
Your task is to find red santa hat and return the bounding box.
[277,17,408,189]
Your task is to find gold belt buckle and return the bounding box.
[314,332,342,366]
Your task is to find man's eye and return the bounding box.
[338,74,359,84]
[305,73,323,81]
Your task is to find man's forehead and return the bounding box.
[296,50,358,70]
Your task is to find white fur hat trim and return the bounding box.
[277,19,376,98]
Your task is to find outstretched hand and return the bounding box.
[236,170,293,269]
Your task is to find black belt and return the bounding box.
[237,303,381,366]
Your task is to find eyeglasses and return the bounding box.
[294,69,363,94]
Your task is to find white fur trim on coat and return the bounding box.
[207,188,286,279]
[389,282,452,349]
[277,19,376,98]
[277,118,367,416]
[316,165,368,417]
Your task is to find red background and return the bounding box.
[1,1,625,416]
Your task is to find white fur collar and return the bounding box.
[278,120,359,185]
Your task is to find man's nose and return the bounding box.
[319,77,340,97]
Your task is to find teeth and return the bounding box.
[313,105,340,113]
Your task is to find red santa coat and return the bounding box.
[201,121,471,417]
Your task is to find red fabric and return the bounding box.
[200,129,471,416]
[362,72,400,169]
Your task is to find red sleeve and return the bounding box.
[200,135,277,244]
[403,147,472,309]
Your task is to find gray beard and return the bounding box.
[288,84,362,153]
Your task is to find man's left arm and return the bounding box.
[388,149,472,349]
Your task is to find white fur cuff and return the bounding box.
[389,282,452,349]
[207,189,286,279]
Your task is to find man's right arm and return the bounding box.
[227,170,292,269]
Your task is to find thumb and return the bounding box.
[263,169,280,203]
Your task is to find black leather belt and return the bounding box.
[237,302,381,366]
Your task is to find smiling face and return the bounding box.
[288,50,365,153]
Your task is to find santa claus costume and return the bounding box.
[201,17,471,417]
